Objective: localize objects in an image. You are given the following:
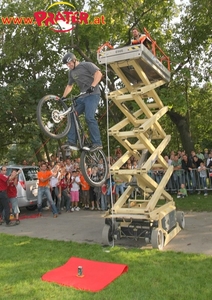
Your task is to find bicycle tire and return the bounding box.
[37,95,71,139]
[80,149,109,187]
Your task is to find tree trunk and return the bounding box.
[167,110,194,155]
[58,140,66,161]
[34,147,43,162]
[39,133,50,162]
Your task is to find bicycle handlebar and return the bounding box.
[58,92,87,102]
[71,92,87,101]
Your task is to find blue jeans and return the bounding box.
[37,187,58,215]
[67,94,102,145]
[0,191,10,224]
[115,184,125,196]
[52,186,62,213]
[61,189,71,211]
[101,194,107,210]
[183,171,194,191]
[190,170,196,190]
[200,177,207,189]
[172,172,182,191]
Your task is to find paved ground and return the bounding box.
[0,208,212,255]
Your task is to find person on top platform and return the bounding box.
[131,28,152,50]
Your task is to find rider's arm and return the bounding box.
[91,70,102,87]
[62,84,73,98]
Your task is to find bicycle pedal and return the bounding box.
[61,144,79,151]
[82,146,90,151]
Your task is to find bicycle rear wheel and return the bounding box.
[37,95,71,139]
[80,149,109,187]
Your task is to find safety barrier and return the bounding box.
[148,168,212,193]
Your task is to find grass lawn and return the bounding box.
[174,192,212,212]
[1,193,212,300]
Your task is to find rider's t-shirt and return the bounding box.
[68,62,101,95]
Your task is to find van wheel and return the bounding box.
[26,205,37,211]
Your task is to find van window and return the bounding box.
[22,167,39,181]
[5,168,14,176]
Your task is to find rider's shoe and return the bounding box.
[90,144,103,152]
[61,141,79,151]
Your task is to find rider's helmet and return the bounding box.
[62,52,76,64]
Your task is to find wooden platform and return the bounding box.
[97,44,170,83]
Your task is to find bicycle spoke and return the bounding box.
[85,152,102,166]
[80,149,109,187]
[37,96,71,139]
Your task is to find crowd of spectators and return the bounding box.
[37,157,114,212]
[16,147,212,214]
[149,148,212,195]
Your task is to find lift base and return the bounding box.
[102,210,185,250]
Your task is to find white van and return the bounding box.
[5,165,39,210]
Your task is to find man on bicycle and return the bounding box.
[60,52,103,152]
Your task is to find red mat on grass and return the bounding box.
[42,257,128,292]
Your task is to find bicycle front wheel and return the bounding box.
[37,95,71,139]
[80,149,109,187]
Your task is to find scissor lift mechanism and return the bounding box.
[97,42,185,250]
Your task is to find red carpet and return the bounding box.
[19,214,40,220]
[42,257,128,292]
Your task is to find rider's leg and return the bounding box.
[84,94,102,146]
[37,187,43,214]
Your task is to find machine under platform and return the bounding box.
[97,38,184,249]
[97,44,170,83]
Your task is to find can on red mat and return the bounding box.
[78,266,83,276]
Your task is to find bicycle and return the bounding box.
[36,93,109,187]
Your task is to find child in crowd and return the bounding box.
[70,170,81,211]
[58,169,71,212]
[177,183,188,198]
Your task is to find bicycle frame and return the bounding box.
[62,93,90,150]
[57,92,86,117]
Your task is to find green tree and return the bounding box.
[0,0,68,162]
[164,0,212,153]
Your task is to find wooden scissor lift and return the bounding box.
[97,42,185,249]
